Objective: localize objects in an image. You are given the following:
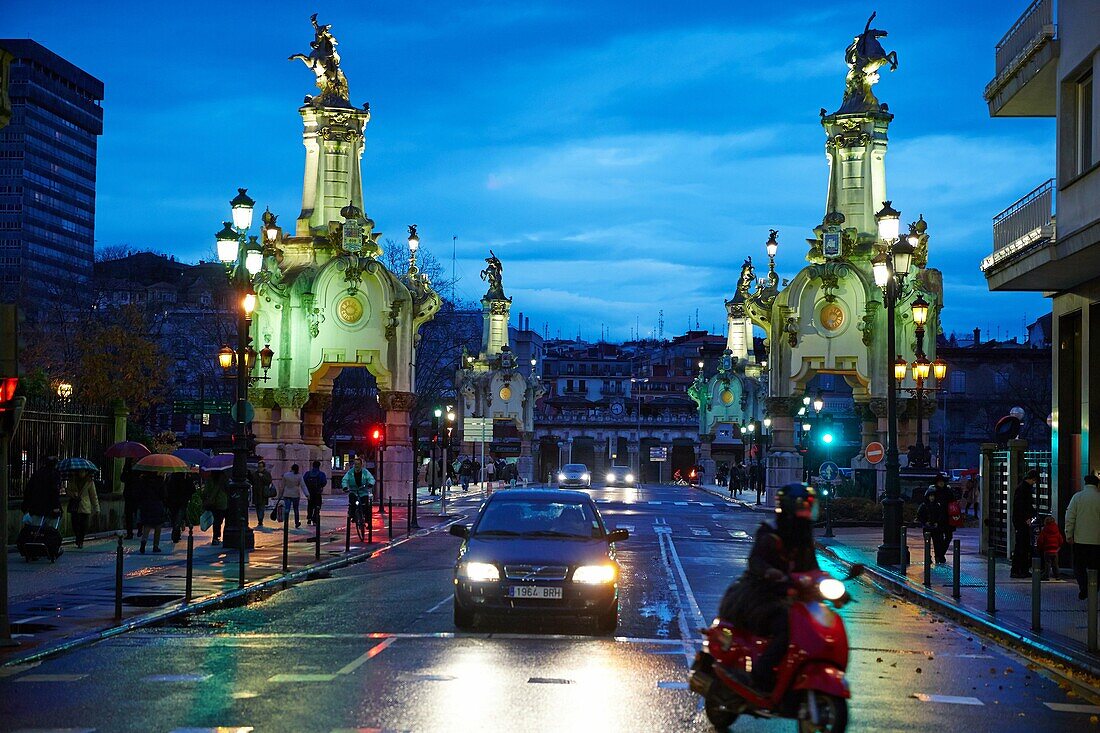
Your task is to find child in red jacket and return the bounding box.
[1036,515,1064,580]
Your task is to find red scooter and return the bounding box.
[689,566,862,732]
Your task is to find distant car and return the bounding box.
[449,489,628,632]
[605,465,635,487]
[557,463,591,488]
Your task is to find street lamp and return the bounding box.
[213,187,278,573]
[630,377,649,478]
[812,390,825,414]
[56,382,73,400]
[895,292,945,471]
[874,200,916,567]
[407,224,420,274]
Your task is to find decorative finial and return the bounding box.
[289,14,352,108]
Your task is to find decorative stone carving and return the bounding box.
[378,390,417,412]
[274,388,310,409]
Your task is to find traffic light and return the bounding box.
[369,425,385,447]
[0,304,22,415]
[818,415,837,446]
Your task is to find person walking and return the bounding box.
[1066,474,1100,600]
[202,471,229,545]
[136,472,167,553]
[250,459,273,528]
[932,474,958,550]
[459,458,472,492]
[120,457,139,539]
[962,476,978,518]
[165,472,195,544]
[303,460,328,526]
[1011,468,1040,578]
[67,469,100,548]
[277,463,304,528]
[916,487,950,564]
[21,457,61,520]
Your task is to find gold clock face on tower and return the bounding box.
[499,385,512,401]
[337,296,363,324]
[720,389,735,405]
[820,303,845,332]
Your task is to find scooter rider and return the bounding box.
[717,482,821,693]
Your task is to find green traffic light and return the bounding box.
[822,433,834,444]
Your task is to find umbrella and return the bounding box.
[201,454,235,472]
[58,457,98,474]
[173,448,211,467]
[104,441,151,459]
[133,453,192,473]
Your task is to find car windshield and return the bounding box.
[475,499,603,539]
[563,464,587,472]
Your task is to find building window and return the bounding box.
[566,379,574,393]
[950,370,966,394]
[579,379,587,392]
[1076,70,1094,176]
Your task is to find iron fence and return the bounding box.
[7,396,115,499]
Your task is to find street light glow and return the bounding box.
[230,187,255,230]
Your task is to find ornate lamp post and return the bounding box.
[872,201,916,567]
[215,188,275,575]
[630,376,648,479]
[895,294,946,470]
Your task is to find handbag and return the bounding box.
[270,506,278,521]
[265,485,277,498]
[199,510,214,532]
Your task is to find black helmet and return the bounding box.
[776,482,818,521]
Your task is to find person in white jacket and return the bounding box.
[276,464,304,529]
[1066,474,1100,600]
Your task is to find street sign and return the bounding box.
[230,401,255,423]
[173,399,231,415]
[865,441,885,464]
[649,446,667,462]
[463,417,491,442]
[818,461,840,482]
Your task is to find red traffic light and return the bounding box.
[369,425,385,444]
[0,376,16,412]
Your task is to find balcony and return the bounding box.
[984,0,1058,117]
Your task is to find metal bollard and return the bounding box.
[1031,556,1042,632]
[367,495,373,544]
[987,549,997,614]
[388,498,393,540]
[314,510,321,561]
[114,535,124,622]
[900,525,908,569]
[923,533,932,588]
[185,526,194,603]
[441,482,448,517]
[952,538,961,600]
[406,495,412,534]
[344,514,351,553]
[823,493,834,538]
[1089,569,1099,652]
[282,508,290,573]
[238,512,247,590]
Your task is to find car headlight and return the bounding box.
[818,578,845,601]
[462,562,500,581]
[573,564,616,584]
[582,473,590,481]
[606,473,615,482]
[558,473,566,481]
[625,474,634,483]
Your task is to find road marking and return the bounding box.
[727,530,750,539]
[1044,702,1100,714]
[910,693,984,705]
[655,523,706,667]
[529,677,572,684]
[13,615,46,624]
[616,524,635,534]
[143,674,212,682]
[14,674,88,682]
[426,596,452,614]
[337,637,397,675]
[268,673,337,682]
[674,502,688,506]
[657,680,690,689]
[648,501,663,505]
[689,526,711,537]
[0,662,41,678]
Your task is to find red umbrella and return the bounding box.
[104,441,151,459]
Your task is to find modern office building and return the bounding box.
[980,0,1098,522]
[0,39,103,322]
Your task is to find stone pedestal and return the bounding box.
[380,390,416,503]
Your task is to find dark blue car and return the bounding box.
[449,489,629,633]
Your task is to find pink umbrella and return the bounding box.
[104,441,151,459]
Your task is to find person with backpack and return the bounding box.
[303,460,328,526]
[916,486,950,564]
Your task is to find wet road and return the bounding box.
[1,483,1097,732]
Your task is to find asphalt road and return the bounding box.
[1,483,1097,732]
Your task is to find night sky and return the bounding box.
[8,0,1053,342]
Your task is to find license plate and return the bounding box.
[507,585,563,599]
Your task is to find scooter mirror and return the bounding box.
[845,563,865,580]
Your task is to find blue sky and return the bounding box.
[11,0,1053,341]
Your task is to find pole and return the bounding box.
[281,507,289,573]
[314,506,321,561]
[224,259,254,558]
[185,526,194,603]
[923,532,932,588]
[0,425,12,645]
[824,488,834,538]
[114,535,124,622]
[987,548,997,614]
[877,272,905,567]
[1088,569,1098,652]
[367,494,373,544]
[914,380,925,469]
[197,371,205,451]
[388,497,393,540]
[952,538,961,599]
[1030,556,1042,632]
[899,525,907,569]
[345,514,351,553]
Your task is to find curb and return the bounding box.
[691,483,773,513]
[1,512,466,669]
[815,541,1100,688]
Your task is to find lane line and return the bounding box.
[910,693,984,705]
[143,674,212,682]
[337,637,397,675]
[425,595,452,614]
[1044,702,1100,714]
[13,615,46,624]
[13,674,88,682]
[268,673,336,682]
[663,530,707,629]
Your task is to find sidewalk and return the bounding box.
[2,491,423,665]
[818,525,1100,676]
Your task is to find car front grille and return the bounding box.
[503,564,569,581]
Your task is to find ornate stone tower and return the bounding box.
[736,16,943,502]
[455,252,545,480]
[247,16,440,500]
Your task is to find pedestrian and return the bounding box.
[916,487,950,564]
[67,469,100,548]
[962,476,978,518]
[1036,515,1064,580]
[933,473,959,546]
[202,471,229,545]
[1010,468,1040,578]
[303,460,328,526]
[484,458,495,487]
[460,458,472,491]
[1065,473,1100,600]
[21,456,61,520]
[277,463,304,528]
[250,458,273,528]
[120,457,139,539]
[136,472,167,554]
[165,471,195,543]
